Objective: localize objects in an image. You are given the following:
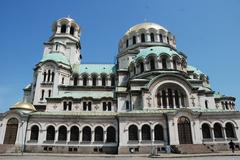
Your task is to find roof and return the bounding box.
[125,22,168,35]
[79,64,116,75]
[135,46,181,60]
[187,65,204,75]
[54,91,114,99]
[41,52,70,65]
[10,102,36,112]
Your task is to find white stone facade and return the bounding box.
[0,17,239,154]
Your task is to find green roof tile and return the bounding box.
[79,64,116,75]
[187,65,204,75]
[135,46,182,60]
[41,52,70,65]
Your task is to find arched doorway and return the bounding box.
[178,116,192,144]
[4,118,19,144]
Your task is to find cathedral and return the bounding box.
[0,17,239,154]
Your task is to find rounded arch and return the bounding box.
[128,124,138,141]
[225,122,236,138]
[94,126,104,142]
[46,125,55,141]
[201,123,211,139]
[213,123,223,138]
[223,120,238,128]
[177,116,193,144]
[58,125,67,141]
[29,122,42,130]
[82,126,91,142]
[56,124,68,130]
[30,125,39,141]
[154,124,164,141]
[70,125,79,141]
[141,124,151,140]
[4,118,19,144]
[106,126,116,143]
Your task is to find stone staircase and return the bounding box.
[171,144,215,154]
[0,144,21,153]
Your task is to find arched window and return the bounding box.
[150,33,155,42]
[141,33,145,42]
[82,126,91,141]
[150,58,155,70]
[106,126,116,142]
[173,59,177,70]
[162,90,167,108]
[63,101,67,111]
[58,126,67,141]
[154,124,164,140]
[51,72,55,82]
[225,123,235,138]
[108,102,111,111]
[213,123,223,138]
[4,118,18,144]
[83,76,87,86]
[202,123,211,139]
[70,126,79,141]
[61,24,67,33]
[47,70,51,82]
[225,102,229,110]
[111,76,115,86]
[74,76,78,86]
[68,101,72,111]
[46,126,55,141]
[43,72,47,82]
[140,61,144,73]
[41,89,45,100]
[103,102,107,111]
[168,89,173,108]
[142,124,151,140]
[94,126,103,141]
[30,125,39,141]
[132,36,136,45]
[48,90,51,97]
[88,102,92,111]
[205,100,208,109]
[159,34,163,43]
[101,75,106,86]
[126,39,129,48]
[70,26,75,35]
[92,75,97,86]
[157,83,188,109]
[174,90,180,108]
[167,37,170,44]
[181,93,185,107]
[162,57,167,69]
[128,125,138,141]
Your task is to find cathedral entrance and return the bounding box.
[178,116,192,144]
[4,118,18,144]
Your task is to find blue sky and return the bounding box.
[0,0,240,112]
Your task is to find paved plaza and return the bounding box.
[0,153,240,160]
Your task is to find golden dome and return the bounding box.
[125,22,168,35]
[10,102,36,112]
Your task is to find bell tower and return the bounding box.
[31,17,81,109]
[43,17,81,66]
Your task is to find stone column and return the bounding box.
[166,89,169,108]
[79,130,82,143]
[55,130,58,142]
[91,131,95,143]
[151,128,155,143]
[138,129,142,143]
[104,130,107,143]
[67,130,70,142]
